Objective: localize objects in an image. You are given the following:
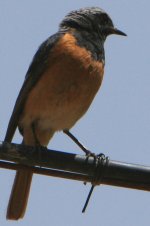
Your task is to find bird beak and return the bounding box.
[110,27,127,36]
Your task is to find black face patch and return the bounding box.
[72,30,105,62]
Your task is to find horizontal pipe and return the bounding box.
[0,142,150,191]
[0,161,89,182]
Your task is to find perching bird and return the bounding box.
[4,6,126,220]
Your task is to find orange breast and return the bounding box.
[19,33,104,131]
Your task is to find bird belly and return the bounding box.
[20,66,103,131]
[19,33,104,133]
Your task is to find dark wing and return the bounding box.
[4,32,62,142]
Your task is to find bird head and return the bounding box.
[59,7,126,39]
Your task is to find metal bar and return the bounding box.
[0,142,150,191]
[0,161,89,182]
[103,161,150,191]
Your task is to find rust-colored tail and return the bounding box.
[6,170,33,220]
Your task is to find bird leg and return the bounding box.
[63,130,96,157]
[31,122,43,162]
[31,122,41,146]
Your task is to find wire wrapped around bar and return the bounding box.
[82,154,109,213]
[92,153,109,185]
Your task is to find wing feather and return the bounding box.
[4,33,61,142]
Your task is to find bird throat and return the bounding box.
[72,30,105,63]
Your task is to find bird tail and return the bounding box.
[6,170,33,220]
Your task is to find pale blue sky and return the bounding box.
[0,1,150,225]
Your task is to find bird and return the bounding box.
[4,6,126,220]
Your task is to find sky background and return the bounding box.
[0,0,150,225]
